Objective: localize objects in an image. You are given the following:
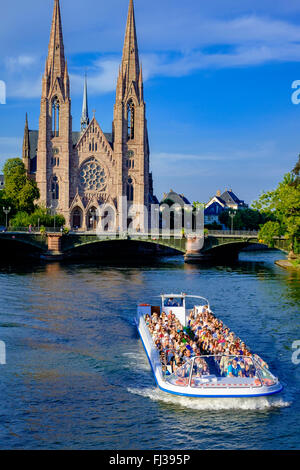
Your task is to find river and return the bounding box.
[0,250,299,449]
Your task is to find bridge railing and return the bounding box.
[1,227,62,234]
[207,230,259,237]
[0,227,275,238]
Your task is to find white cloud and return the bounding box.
[5,55,37,71]
[70,58,119,95]
[7,75,42,99]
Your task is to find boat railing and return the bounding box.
[162,355,276,389]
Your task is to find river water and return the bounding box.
[0,250,299,450]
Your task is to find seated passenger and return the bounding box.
[227,358,242,377]
[193,357,204,377]
[243,363,254,378]
[201,363,210,376]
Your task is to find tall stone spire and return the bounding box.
[81,74,89,132]
[36,0,72,221]
[22,113,30,174]
[44,0,68,97]
[121,0,140,93]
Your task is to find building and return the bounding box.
[161,190,191,207]
[204,189,248,226]
[0,175,4,190]
[22,0,155,230]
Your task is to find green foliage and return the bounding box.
[219,207,269,230]
[193,201,205,210]
[2,158,40,214]
[160,198,175,208]
[10,207,65,229]
[291,258,300,268]
[0,189,7,225]
[9,211,31,228]
[253,161,300,252]
[258,221,282,248]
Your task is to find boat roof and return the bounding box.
[161,293,210,304]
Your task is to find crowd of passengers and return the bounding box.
[145,304,268,379]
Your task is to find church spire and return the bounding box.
[22,113,30,174]
[81,74,89,132]
[46,0,67,94]
[121,0,140,91]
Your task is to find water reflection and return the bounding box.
[0,250,299,449]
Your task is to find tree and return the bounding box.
[253,160,300,254]
[10,207,65,229]
[3,158,40,214]
[219,207,269,231]
[258,221,282,248]
[0,188,6,225]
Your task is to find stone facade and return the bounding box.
[23,0,155,231]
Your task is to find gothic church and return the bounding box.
[22,0,156,230]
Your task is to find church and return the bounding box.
[22,0,156,230]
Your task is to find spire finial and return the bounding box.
[81,74,89,132]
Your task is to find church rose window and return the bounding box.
[79,158,107,191]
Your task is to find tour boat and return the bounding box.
[135,294,283,398]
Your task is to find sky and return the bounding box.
[1,0,300,204]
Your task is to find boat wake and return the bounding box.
[127,386,291,411]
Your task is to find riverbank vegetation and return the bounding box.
[253,156,300,258]
[0,158,65,229]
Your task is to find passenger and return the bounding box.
[172,355,182,374]
[201,363,210,376]
[182,349,192,363]
[227,358,242,377]
[193,357,204,377]
[243,362,254,378]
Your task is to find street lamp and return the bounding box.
[2,206,11,230]
[50,203,56,230]
[49,186,57,231]
[229,210,236,234]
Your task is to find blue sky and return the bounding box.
[1,0,300,204]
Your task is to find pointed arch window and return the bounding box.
[126,150,135,169]
[52,97,60,137]
[51,175,59,200]
[127,100,135,140]
[127,177,134,202]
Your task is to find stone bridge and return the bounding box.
[0,229,290,262]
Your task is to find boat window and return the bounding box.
[164,297,183,307]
